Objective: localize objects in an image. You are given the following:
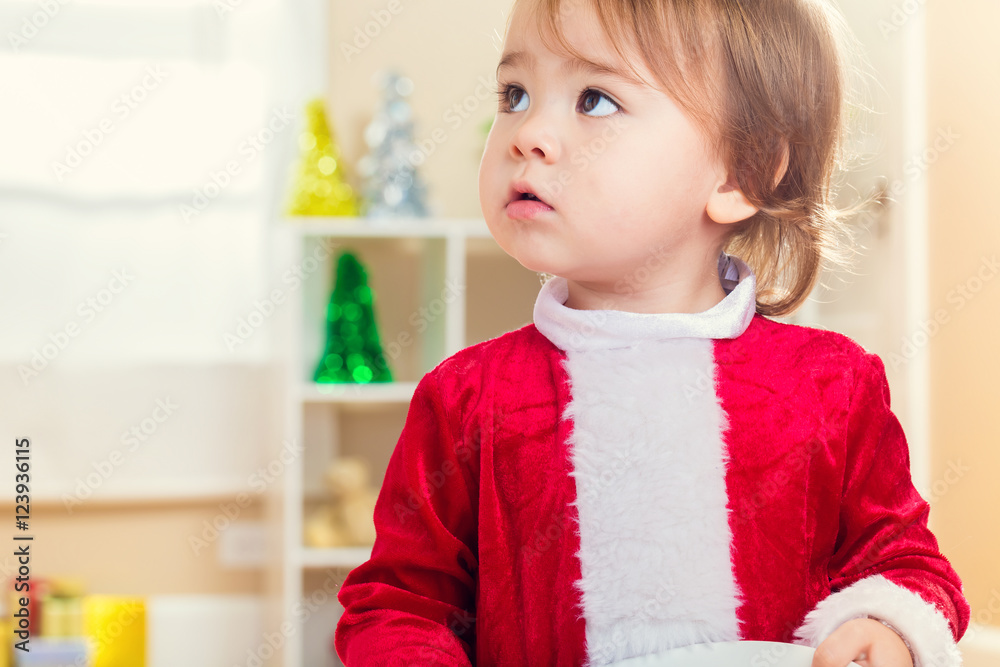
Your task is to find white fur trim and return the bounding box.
[792,574,961,667]
[561,337,741,666]
[532,252,756,353]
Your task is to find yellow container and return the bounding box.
[41,596,67,638]
[47,577,87,639]
[82,596,146,667]
[0,618,10,667]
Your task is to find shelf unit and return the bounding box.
[275,216,514,667]
[268,213,905,667]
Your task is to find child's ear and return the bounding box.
[707,141,789,225]
[706,174,758,225]
[773,140,790,188]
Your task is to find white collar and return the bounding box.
[532,252,757,352]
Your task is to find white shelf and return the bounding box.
[277,216,488,667]
[299,381,417,404]
[299,546,373,569]
[280,216,490,238]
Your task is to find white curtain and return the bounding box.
[0,0,323,499]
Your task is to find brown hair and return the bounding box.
[506,0,872,317]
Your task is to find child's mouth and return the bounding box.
[507,194,554,220]
[509,183,552,206]
[507,181,554,219]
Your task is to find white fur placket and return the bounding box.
[532,254,758,666]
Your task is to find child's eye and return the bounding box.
[579,89,621,117]
[497,84,529,113]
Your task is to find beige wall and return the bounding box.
[2,499,263,597]
[328,1,513,220]
[927,0,1000,628]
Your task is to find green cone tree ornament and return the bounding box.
[313,251,393,384]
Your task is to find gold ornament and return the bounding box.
[286,98,360,216]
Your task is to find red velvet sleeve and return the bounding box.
[794,351,971,666]
[334,369,479,666]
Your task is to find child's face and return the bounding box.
[478,0,729,288]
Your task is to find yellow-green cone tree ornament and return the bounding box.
[287,98,360,216]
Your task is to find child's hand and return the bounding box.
[811,618,914,667]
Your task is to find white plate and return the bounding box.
[608,641,863,667]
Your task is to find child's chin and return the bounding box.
[520,256,559,276]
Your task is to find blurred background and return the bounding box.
[0,0,996,665]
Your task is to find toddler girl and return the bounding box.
[335,0,970,665]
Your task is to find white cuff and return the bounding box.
[792,574,961,667]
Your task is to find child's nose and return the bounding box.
[509,113,560,163]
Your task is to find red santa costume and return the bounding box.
[335,252,970,666]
